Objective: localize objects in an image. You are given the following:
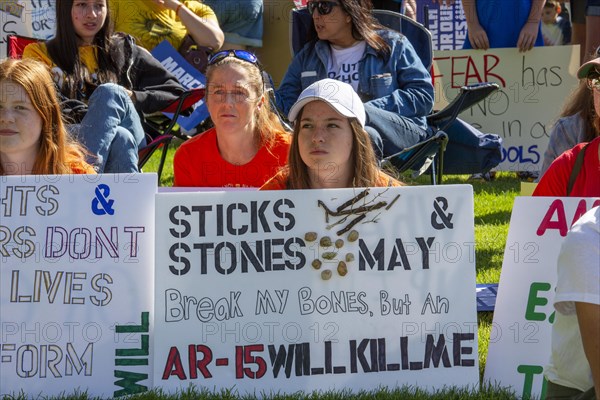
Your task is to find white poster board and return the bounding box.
[432,46,580,172]
[0,174,156,398]
[154,185,479,395]
[484,196,600,399]
[1,0,56,57]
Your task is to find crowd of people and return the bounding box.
[1,0,599,398]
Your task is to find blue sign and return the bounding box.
[151,40,210,132]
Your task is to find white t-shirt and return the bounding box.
[542,22,564,46]
[545,206,600,392]
[327,41,366,92]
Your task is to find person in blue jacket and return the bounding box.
[276,0,434,159]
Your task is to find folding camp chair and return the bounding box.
[289,8,501,184]
[6,34,38,59]
[7,34,204,185]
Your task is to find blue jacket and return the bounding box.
[276,29,434,130]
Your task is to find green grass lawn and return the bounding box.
[4,144,520,400]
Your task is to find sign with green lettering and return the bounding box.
[484,196,600,398]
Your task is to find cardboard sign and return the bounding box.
[484,196,600,399]
[0,174,157,398]
[417,0,467,50]
[432,45,580,171]
[151,40,209,132]
[154,185,479,394]
[1,0,55,57]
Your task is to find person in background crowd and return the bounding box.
[0,58,95,176]
[203,0,263,49]
[542,0,572,45]
[276,0,434,160]
[569,0,600,63]
[173,50,291,187]
[533,56,600,197]
[109,0,224,53]
[539,52,600,177]
[262,79,402,190]
[23,0,185,173]
[461,0,545,52]
[544,205,600,400]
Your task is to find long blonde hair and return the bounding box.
[0,58,89,175]
[205,56,288,148]
[285,107,392,189]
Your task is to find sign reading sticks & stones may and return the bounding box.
[154,184,479,395]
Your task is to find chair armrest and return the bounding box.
[427,82,500,131]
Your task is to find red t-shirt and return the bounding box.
[174,128,291,187]
[260,169,402,190]
[533,136,600,197]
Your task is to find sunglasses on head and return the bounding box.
[307,1,340,15]
[208,49,258,66]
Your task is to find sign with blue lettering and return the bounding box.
[432,45,579,171]
[0,0,56,56]
[151,40,210,132]
[0,174,157,398]
[154,185,479,394]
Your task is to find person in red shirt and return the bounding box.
[0,58,95,176]
[174,50,291,187]
[533,56,600,197]
[261,79,401,190]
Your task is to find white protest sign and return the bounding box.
[484,196,600,399]
[432,45,579,172]
[0,174,156,398]
[154,185,479,395]
[1,0,55,57]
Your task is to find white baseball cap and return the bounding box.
[288,79,366,127]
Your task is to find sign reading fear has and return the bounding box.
[432,45,580,172]
[484,196,600,399]
[0,174,156,398]
[154,185,479,394]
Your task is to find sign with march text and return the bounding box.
[484,196,600,399]
[154,185,479,395]
[0,174,157,398]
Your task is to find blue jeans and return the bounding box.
[203,0,263,47]
[76,83,145,173]
[364,103,431,159]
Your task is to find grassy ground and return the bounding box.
[5,144,519,399]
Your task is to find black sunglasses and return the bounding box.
[307,1,340,15]
[208,49,259,66]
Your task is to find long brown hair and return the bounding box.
[205,56,288,148]
[305,0,391,57]
[560,80,600,142]
[46,0,119,100]
[0,58,89,175]
[285,105,391,189]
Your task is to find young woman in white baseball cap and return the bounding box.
[261,79,401,190]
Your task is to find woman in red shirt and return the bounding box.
[174,50,291,187]
[534,56,600,197]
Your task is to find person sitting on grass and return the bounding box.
[261,79,402,190]
[0,58,95,176]
[173,50,291,187]
[23,0,185,173]
[533,56,600,197]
